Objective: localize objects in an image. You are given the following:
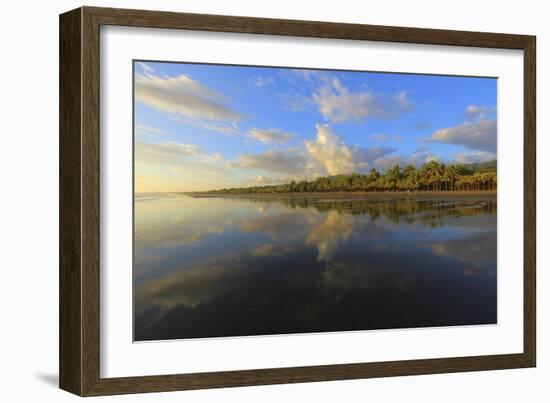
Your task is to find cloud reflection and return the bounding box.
[134,194,497,340]
[427,230,497,275]
[307,211,354,261]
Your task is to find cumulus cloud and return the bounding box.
[305,125,355,175]
[306,125,396,175]
[233,125,397,178]
[247,128,296,144]
[135,72,244,133]
[425,119,497,153]
[466,105,496,121]
[311,77,412,123]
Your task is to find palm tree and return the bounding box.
[443,165,458,191]
[205,159,496,194]
[422,160,444,191]
[403,164,418,191]
[386,165,402,191]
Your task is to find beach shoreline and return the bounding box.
[184,190,497,200]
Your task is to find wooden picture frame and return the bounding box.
[59,6,536,396]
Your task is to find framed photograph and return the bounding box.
[59,6,536,396]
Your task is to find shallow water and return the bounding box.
[134,194,497,341]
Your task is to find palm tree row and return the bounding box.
[206,160,497,194]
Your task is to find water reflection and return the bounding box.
[134,194,497,341]
[307,211,354,261]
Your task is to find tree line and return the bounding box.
[241,197,496,226]
[206,160,497,194]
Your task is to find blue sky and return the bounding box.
[134,61,497,192]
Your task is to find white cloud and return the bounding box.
[353,146,398,168]
[373,147,439,172]
[311,77,412,123]
[410,147,437,161]
[280,92,313,112]
[305,125,396,175]
[254,175,277,184]
[233,125,398,179]
[455,151,496,164]
[253,76,274,87]
[247,128,296,144]
[233,150,308,175]
[135,142,227,171]
[288,69,328,82]
[135,141,233,192]
[425,119,496,153]
[428,232,496,275]
[135,72,244,132]
[372,145,496,172]
[135,254,250,311]
[372,155,403,172]
[136,62,154,74]
[135,141,203,166]
[135,124,163,135]
[174,117,240,135]
[466,105,496,121]
[305,125,355,175]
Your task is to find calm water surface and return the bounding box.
[134,194,497,341]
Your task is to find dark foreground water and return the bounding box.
[134,194,497,341]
